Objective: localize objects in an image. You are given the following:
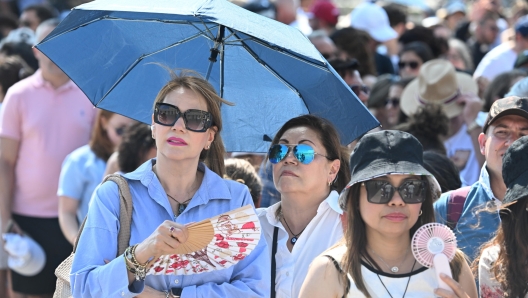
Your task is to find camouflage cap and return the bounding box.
[483,96,528,133]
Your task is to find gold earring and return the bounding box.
[328,181,331,186]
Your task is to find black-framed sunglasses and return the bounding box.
[385,97,400,107]
[362,179,427,204]
[268,144,330,165]
[398,61,419,70]
[154,103,213,132]
[349,84,370,97]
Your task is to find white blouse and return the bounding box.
[329,246,441,298]
[258,191,344,298]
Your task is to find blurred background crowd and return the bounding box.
[1,0,528,297]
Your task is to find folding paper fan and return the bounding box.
[147,204,261,275]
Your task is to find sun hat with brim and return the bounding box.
[502,136,528,205]
[338,130,441,209]
[483,96,528,133]
[400,59,478,119]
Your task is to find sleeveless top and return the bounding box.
[325,247,441,298]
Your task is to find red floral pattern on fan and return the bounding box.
[147,205,260,276]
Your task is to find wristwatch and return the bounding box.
[170,288,182,298]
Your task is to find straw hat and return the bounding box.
[400,59,478,118]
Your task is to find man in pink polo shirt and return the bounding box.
[0,19,96,297]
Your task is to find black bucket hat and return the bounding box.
[339,130,441,208]
[502,136,528,205]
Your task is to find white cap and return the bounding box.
[349,2,397,42]
[422,16,442,28]
[3,233,46,276]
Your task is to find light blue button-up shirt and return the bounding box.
[71,159,270,297]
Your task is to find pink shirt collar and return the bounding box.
[32,69,76,92]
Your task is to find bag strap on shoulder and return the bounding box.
[73,174,133,256]
[446,186,471,230]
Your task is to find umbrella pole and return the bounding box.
[206,25,225,80]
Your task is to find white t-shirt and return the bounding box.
[258,191,344,298]
[444,124,480,186]
[473,43,517,81]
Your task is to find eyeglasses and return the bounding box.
[349,85,370,97]
[154,103,213,132]
[398,61,419,70]
[362,180,427,204]
[268,144,330,165]
[385,98,400,107]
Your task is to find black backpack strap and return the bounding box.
[271,227,279,298]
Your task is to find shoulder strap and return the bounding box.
[72,174,133,256]
[324,255,350,298]
[447,186,471,230]
[271,227,278,298]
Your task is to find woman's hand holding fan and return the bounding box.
[147,205,261,276]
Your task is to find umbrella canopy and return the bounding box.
[36,0,379,152]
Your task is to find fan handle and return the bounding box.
[434,253,453,293]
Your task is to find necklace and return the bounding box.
[375,259,416,298]
[369,247,409,273]
[280,212,306,245]
[166,193,192,216]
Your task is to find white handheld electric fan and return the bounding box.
[411,223,457,292]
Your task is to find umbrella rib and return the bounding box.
[236,33,329,71]
[141,30,211,59]
[233,32,301,97]
[95,30,208,106]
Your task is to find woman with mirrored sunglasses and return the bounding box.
[257,115,351,298]
[71,71,270,297]
[300,130,477,298]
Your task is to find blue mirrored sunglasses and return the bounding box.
[268,144,330,165]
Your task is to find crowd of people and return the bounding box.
[1,0,528,297]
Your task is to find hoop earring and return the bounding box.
[419,210,423,216]
[328,181,331,186]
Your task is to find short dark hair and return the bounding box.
[478,11,499,25]
[224,158,262,207]
[423,151,461,193]
[399,41,434,63]
[383,4,406,27]
[270,115,351,193]
[0,14,18,31]
[23,4,56,23]
[117,123,156,173]
[0,55,34,95]
[399,25,448,58]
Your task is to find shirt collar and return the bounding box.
[32,69,76,92]
[122,159,232,210]
[265,190,342,226]
[479,163,500,205]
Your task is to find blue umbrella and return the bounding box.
[36,0,379,152]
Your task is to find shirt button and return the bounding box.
[121,291,125,296]
[175,279,179,284]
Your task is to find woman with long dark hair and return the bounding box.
[476,136,528,298]
[299,130,477,298]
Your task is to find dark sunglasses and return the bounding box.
[398,61,419,70]
[268,144,330,165]
[154,103,213,132]
[385,98,400,107]
[362,179,427,204]
[349,85,370,97]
